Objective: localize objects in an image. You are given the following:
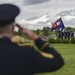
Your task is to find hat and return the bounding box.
[0,4,20,27]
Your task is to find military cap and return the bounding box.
[0,4,20,26]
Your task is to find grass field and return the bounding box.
[34,44,75,75]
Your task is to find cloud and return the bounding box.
[0,0,23,7]
[0,0,75,29]
[63,18,75,28]
[18,15,49,25]
[18,15,50,30]
[64,16,75,21]
[23,0,50,5]
[57,9,75,16]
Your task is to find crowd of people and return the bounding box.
[58,30,74,40]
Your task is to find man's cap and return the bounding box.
[0,4,20,26]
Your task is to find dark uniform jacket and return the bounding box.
[0,37,64,75]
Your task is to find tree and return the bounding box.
[55,29,59,37]
[65,27,73,31]
[73,28,75,31]
[35,28,41,36]
[42,27,50,37]
[14,29,24,37]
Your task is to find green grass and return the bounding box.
[34,44,75,75]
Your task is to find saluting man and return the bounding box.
[0,4,64,75]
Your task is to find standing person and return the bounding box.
[67,30,71,40]
[58,31,61,39]
[61,32,64,40]
[0,4,64,75]
[71,30,74,38]
[64,31,67,39]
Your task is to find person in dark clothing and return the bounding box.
[58,32,64,40]
[61,32,64,40]
[64,31,67,39]
[58,31,61,39]
[0,4,64,75]
[58,31,63,39]
[71,30,74,38]
[67,30,71,40]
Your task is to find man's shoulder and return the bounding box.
[7,42,35,58]
[11,42,34,52]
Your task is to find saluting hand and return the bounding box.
[16,24,39,41]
